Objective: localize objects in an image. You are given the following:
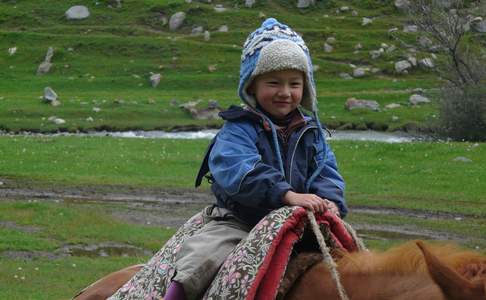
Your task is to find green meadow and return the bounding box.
[1,136,485,299]
[0,0,442,133]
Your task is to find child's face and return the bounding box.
[250,69,304,119]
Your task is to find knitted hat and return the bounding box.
[238,18,317,112]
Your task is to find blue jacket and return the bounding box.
[196,106,347,226]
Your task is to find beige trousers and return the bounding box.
[173,205,251,300]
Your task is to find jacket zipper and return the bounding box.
[288,125,317,186]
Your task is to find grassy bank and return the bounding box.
[0,0,441,133]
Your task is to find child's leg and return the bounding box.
[171,207,251,300]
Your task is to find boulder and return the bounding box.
[395,60,412,73]
[323,43,333,53]
[339,73,353,80]
[150,73,161,88]
[169,12,186,31]
[37,47,55,75]
[203,31,210,41]
[345,98,380,111]
[472,20,486,33]
[385,103,401,109]
[362,17,373,26]
[419,58,434,68]
[353,68,366,78]
[191,26,204,35]
[394,0,410,10]
[8,47,17,56]
[214,5,227,12]
[409,94,430,105]
[245,0,255,8]
[218,25,229,32]
[297,0,314,9]
[403,25,418,33]
[65,6,90,20]
[43,87,58,102]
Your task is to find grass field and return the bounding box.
[0,0,446,133]
[1,136,485,299]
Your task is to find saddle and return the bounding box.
[108,206,361,300]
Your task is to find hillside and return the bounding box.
[0,0,449,133]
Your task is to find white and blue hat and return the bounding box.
[238,18,317,112]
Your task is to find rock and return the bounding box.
[412,88,425,94]
[388,27,399,33]
[218,25,229,32]
[326,37,336,44]
[351,10,358,17]
[391,115,400,122]
[409,94,430,105]
[362,17,373,26]
[258,12,266,18]
[203,30,210,41]
[395,60,412,73]
[403,25,418,33]
[245,0,255,8]
[394,0,410,10]
[65,6,90,20]
[418,35,433,49]
[407,56,417,67]
[191,26,204,35]
[37,47,55,75]
[339,73,353,80]
[323,43,333,53]
[93,107,101,112]
[419,58,434,68]
[345,98,380,111]
[472,20,486,33]
[169,12,186,31]
[150,73,161,88]
[354,43,362,50]
[49,117,65,125]
[453,156,472,163]
[8,47,17,56]
[353,67,366,78]
[369,49,383,59]
[86,116,94,122]
[371,68,380,74]
[340,6,350,12]
[297,0,314,8]
[214,5,227,12]
[43,87,58,102]
[386,45,396,53]
[179,100,222,120]
[385,103,401,109]
[51,100,61,107]
[208,64,217,72]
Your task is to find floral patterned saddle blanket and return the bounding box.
[108,206,359,300]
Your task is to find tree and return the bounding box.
[404,0,486,141]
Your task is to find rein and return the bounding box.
[306,211,355,300]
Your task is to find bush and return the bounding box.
[440,84,486,141]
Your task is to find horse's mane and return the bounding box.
[339,240,486,278]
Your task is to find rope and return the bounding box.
[306,210,349,300]
[342,220,367,251]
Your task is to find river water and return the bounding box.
[4,130,427,143]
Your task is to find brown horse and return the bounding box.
[74,241,486,300]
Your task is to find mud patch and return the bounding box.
[354,224,468,243]
[59,242,153,257]
[0,220,41,233]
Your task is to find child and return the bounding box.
[164,18,347,300]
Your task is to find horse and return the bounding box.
[73,241,486,300]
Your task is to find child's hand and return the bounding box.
[282,191,340,216]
